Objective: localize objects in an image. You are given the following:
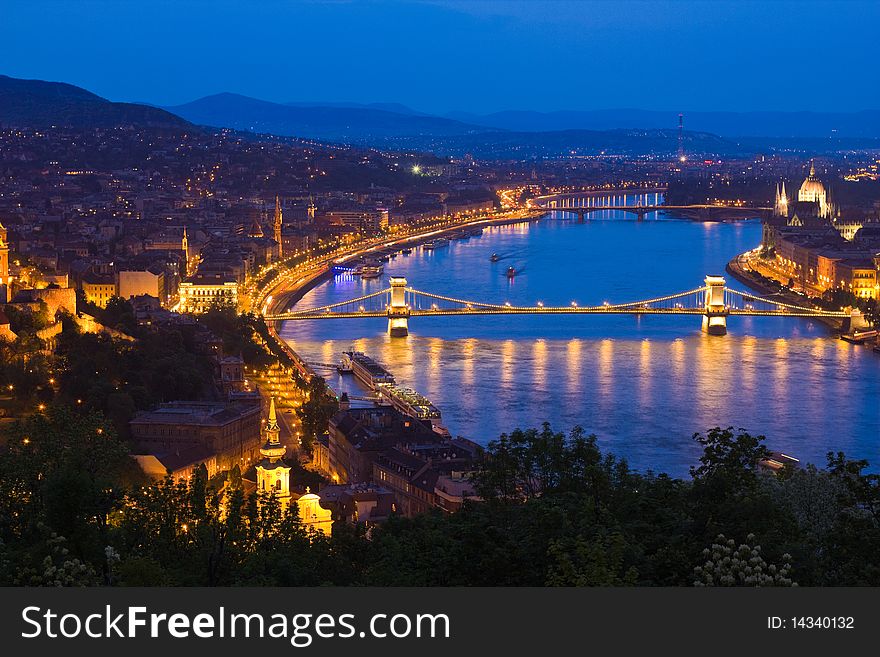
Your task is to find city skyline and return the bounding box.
[3,0,879,113]
[3,0,880,605]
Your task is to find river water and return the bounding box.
[279,199,880,475]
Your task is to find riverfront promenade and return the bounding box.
[247,206,546,319]
[726,251,846,331]
[250,187,674,319]
[249,198,559,379]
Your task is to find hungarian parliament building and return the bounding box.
[763,162,879,300]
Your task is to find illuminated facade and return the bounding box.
[296,488,333,535]
[797,162,831,219]
[255,397,291,500]
[273,196,283,260]
[181,226,191,275]
[774,162,837,226]
[118,269,166,304]
[701,275,728,335]
[773,182,788,217]
[179,273,238,313]
[772,234,879,300]
[768,162,869,250]
[81,274,117,308]
[387,276,410,337]
[0,223,9,302]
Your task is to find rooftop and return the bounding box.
[130,401,258,427]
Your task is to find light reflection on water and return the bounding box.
[280,208,880,475]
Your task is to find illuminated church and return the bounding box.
[252,396,332,534]
[255,396,291,499]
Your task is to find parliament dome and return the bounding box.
[798,162,826,202]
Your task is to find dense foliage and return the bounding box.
[296,376,339,454]
[2,415,880,586]
[0,302,301,437]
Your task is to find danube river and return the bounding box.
[279,203,880,475]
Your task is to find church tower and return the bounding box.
[181,226,190,275]
[307,195,316,224]
[255,397,291,502]
[0,223,9,303]
[273,195,283,259]
[774,181,789,217]
[0,223,8,281]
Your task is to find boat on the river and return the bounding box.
[490,253,500,262]
[507,266,516,278]
[424,238,449,250]
[360,264,384,279]
[340,351,395,387]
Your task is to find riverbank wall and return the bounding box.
[726,254,844,332]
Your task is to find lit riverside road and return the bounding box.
[278,201,880,476]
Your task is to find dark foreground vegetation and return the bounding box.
[0,412,877,586]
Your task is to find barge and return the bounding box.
[340,351,395,387]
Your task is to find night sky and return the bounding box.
[3,0,877,113]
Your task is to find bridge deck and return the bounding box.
[537,205,771,212]
[263,281,849,324]
[269,308,847,320]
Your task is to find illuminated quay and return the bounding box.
[279,205,880,473]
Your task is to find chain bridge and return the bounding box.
[264,276,851,337]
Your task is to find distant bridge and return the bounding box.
[265,276,851,336]
[533,199,771,222]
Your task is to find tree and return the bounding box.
[693,534,795,586]
[11,531,101,587]
[0,405,137,584]
[296,376,338,454]
[471,424,617,505]
[688,428,798,567]
[101,297,137,335]
[690,427,770,484]
[546,532,639,586]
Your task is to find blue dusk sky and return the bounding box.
[2,0,877,113]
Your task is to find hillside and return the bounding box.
[166,93,489,140]
[0,74,190,130]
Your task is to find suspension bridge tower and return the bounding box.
[388,276,411,337]
[702,275,728,335]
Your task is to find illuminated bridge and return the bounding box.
[265,276,852,337]
[533,199,772,222]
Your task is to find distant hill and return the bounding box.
[166,93,489,141]
[285,100,428,116]
[445,108,880,139]
[0,74,190,130]
[367,127,740,159]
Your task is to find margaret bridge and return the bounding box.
[264,276,853,337]
[532,195,772,222]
